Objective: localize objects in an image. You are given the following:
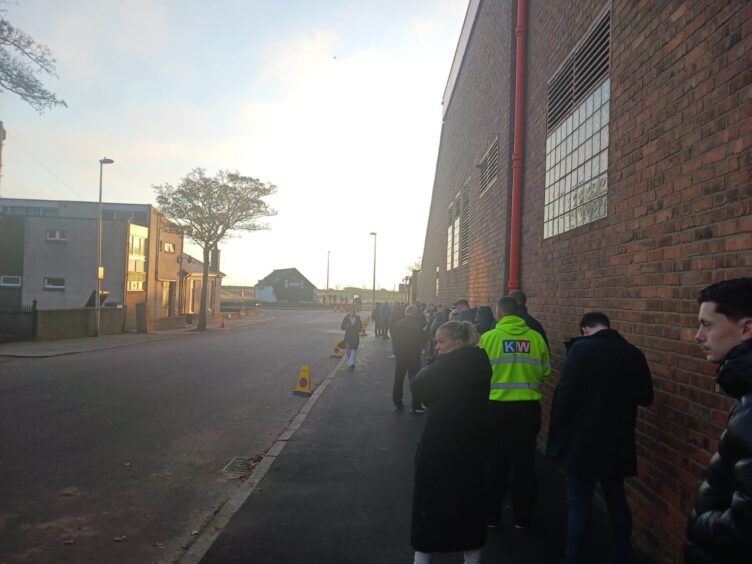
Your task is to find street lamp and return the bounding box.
[326,250,330,292]
[369,232,377,309]
[96,157,114,337]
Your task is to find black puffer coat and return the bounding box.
[409,346,492,553]
[686,339,752,563]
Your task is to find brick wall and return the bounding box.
[418,0,751,560]
[418,0,514,307]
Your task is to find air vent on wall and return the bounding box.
[547,11,610,132]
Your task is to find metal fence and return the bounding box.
[0,300,38,343]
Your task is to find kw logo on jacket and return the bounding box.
[503,340,531,353]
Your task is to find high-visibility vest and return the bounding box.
[479,315,552,402]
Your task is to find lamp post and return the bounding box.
[369,232,377,309]
[96,157,114,337]
[326,250,330,292]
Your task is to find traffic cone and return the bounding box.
[293,365,313,397]
[330,341,345,358]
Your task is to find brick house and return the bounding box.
[417,1,750,560]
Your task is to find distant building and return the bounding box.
[0,198,191,331]
[179,250,224,319]
[255,268,316,303]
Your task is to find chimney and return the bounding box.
[210,248,221,273]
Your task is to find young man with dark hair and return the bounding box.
[685,278,752,563]
[453,298,477,323]
[509,290,549,347]
[480,296,551,530]
[547,311,653,564]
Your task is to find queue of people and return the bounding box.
[356,278,751,564]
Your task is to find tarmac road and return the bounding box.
[0,310,343,564]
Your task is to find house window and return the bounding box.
[163,242,176,253]
[478,139,499,194]
[435,266,440,297]
[43,276,65,290]
[0,275,22,287]
[544,10,610,239]
[127,228,148,292]
[130,234,146,256]
[45,229,67,241]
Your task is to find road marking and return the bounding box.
[176,354,345,564]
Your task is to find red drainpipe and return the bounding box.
[507,0,527,292]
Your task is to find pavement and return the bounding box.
[0,314,272,358]
[183,333,655,564]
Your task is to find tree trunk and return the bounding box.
[197,244,210,330]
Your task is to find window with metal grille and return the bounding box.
[544,10,610,239]
[460,187,470,265]
[478,139,499,194]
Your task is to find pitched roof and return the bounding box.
[180,253,225,277]
[257,268,316,289]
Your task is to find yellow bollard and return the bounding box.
[293,365,313,397]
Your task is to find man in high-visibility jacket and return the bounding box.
[479,296,551,529]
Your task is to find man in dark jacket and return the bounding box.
[509,290,548,347]
[391,304,428,413]
[685,278,752,563]
[452,298,477,323]
[547,311,653,564]
[388,301,404,338]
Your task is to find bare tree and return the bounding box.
[154,168,277,330]
[0,6,66,112]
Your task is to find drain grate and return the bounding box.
[222,455,262,478]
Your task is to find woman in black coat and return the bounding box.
[340,306,362,369]
[409,321,492,564]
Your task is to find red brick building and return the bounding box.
[417,0,750,560]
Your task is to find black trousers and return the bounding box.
[485,400,541,526]
[392,354,421,409]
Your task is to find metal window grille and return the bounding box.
[460,187,470,265]
[546,11,610,133]
[446,205,454,271]
[543,10,610,239]
[479,139,499,193]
